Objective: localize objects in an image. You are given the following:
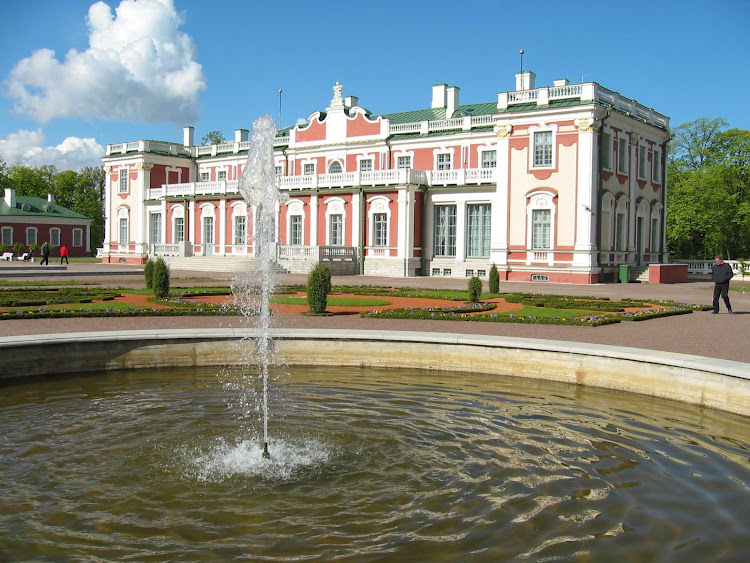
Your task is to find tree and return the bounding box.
[201,130,226,145]
[670,117,728,171]
[8,165,49,198]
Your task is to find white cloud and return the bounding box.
[0,129,104,170]
[4,0,205,124]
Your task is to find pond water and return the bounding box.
[1,366,748,560]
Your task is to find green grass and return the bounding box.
[498,305,596,318]
[0,280,94,287]
[271,296,391,306]
[4,302,135,313]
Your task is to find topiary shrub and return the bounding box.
[489,263,499,294]
[144,258,155,289]
[468,276,483,303]
[13,242,24,255]
[306,263,332,315]
[152,257,170,299]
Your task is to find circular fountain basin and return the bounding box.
[1,364,749,559]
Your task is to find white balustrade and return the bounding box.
[429,118,464,131]
[390,122,421,133]
[279,245,317,258]
[549,85,582,98]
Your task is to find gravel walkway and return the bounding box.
[2,263,749,364]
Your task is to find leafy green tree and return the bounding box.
[8,165,49,198]
[468,276,483,303]
[306,263,332,314]
[671,117,728,170]
[488,264,499,293]
[201,130,226,145]
[152,257,170,298]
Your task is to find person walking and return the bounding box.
[711,254,734,314]
[60,244,69,265]
[40,241,50,266]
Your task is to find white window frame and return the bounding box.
[72,228,83,247]
[285,199,306,245]
[465,203,491,258]
[650,202,663,253]
[328,160,343,174]
[26,227,38,246]
[303,162,316,175]
[367,196,391,248]
[274,165,283,176]
[481,150,497,169]
[600,192,615,250]
[234,215,247,245]
[324,197,347,246]
[49,228,60,247]
[117,207,129,245]
[615,196,630,252]
[359,158,373,172]
[118,168,129,193]
[433,204,457,257]
[435,152,452,170]
[171,205,185,244]
[200,171,210,182]
[528,125,557,170]
[149,212,162,245]
[2,226,13,245]
[526,191,557,251]
[638,145,648,180]
[653,149,662,184]
[396,155,412,169]
[217,170,227,181]
[531,209,552,250]
[617,136,629,175]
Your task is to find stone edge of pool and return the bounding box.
[1,329,749,418]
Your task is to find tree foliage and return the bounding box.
[667,118,750,259]
[2,161,106,253]
[201,130,226,145]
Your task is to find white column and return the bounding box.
[628,134,637,256]
[573,118,597,268]
[219,198,227,255]
[455,201,466,262]
[188,201,196,244]
[134,163,149,255]
[103,166,112,253]
[397,187,414,261]
[491,126,511,266]
[160,199,167,248]
[309,194,319,246]
[351,191,361,252]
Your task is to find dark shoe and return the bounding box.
[712,311,718,314]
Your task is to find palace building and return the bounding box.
[100,70,669,283]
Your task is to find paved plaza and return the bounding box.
[1,262,749,364]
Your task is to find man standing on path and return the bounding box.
[712,254,734,314]
[40,241,50,266]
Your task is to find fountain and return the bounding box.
[234,115,286,460]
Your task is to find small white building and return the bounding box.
[101,70,670,283]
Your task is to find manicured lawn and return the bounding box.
[497,305,595,318]
[271,296,391,307]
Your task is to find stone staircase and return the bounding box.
[628,265,650,283]
[164,256,288,274]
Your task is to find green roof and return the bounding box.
[378,107,447,124]
[0,195,89,220]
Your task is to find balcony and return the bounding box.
[149,168,497,199]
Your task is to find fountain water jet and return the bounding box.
[235,115,287,460]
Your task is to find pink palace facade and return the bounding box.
[101,70,670,283]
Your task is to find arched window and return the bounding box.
[328,161,342,174]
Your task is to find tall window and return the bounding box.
[397,156,412,169]
[618,138,628,174]
[49,228,60,247]
[328,161,342,174]
[653,149,662,183]
[26,227,38,245]
[373,213,388,246]
[234,215,246,245]
[434,205,456,257]
[2,226,12,245]
[601,132,612,169]
[150,213,162,245]
[218,170,227,181]
[359,159,373,172]
[73,228,83,247]
[119,168,128,193]
[303,163,315,175]
[638,146,647,179]
[531,209,551,250]
[436,153,451,170]
[329,214,343,246]
[119,218,128,244]
[466,204,491,258]
[615,213,626,251]
[533,131,553,167]
[290,215,303,245]
[481,150,496,168]
[174,217,184,243]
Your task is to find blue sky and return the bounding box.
[0,0,748,171]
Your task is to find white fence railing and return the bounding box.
[672,259,744,276]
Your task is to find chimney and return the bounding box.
[446,85,460,118]
[183,126,194,147]
[431,83,447,109]
[235,129,249,143]
[3,188,16,208]
[515,70,536,91]
[553,78,570,87]
[344,95,359,108]
[47,193,55,203]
